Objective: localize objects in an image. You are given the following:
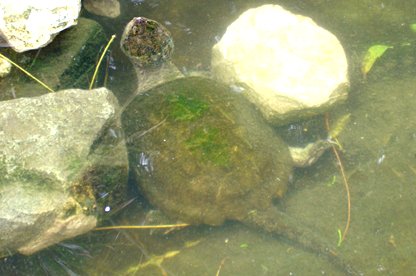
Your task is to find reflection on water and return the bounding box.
[2,0,416,275]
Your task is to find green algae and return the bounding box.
[167,93,208,121]
[185,126,230,166]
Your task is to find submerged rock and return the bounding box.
[0,0,81,52]
[83,0,120,18]
[212,4,349,125]
[0,88,128,256]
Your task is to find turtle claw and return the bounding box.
[289,139,333,167]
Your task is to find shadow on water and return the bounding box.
[2,0,416,275]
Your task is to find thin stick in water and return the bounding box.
[0,53,54,93]
[89,34,116,90]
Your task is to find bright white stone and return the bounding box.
[0,0,81,52]
[212,4,349,125]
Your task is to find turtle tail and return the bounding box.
[241,207,360,275]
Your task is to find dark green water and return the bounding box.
[2,0,416,275]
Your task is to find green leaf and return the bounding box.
[326,175,337,187]
[337,229,343,247]
[410,23,416,33]
[361,44,393,78]
[240,243,249,248]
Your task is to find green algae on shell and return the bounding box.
[122,76,292,225]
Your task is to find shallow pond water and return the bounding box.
[2,0,416,275]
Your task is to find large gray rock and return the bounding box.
[212,4,349,125]
[0,0,81,52]
[0,87,128,256]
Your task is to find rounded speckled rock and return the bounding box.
[120,17,174,68]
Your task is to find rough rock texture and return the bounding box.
[0,87,128,256]
[0,0,81,52]
[212,4,349,125]
[83,0,120,18]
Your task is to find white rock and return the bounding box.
[0,0,81,52]
[212,4,349,125]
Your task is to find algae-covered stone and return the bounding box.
[123,76,292,225]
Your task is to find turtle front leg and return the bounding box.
[288,139,335,167]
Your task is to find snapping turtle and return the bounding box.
[120,17,357,274]
[122,76,356,274]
